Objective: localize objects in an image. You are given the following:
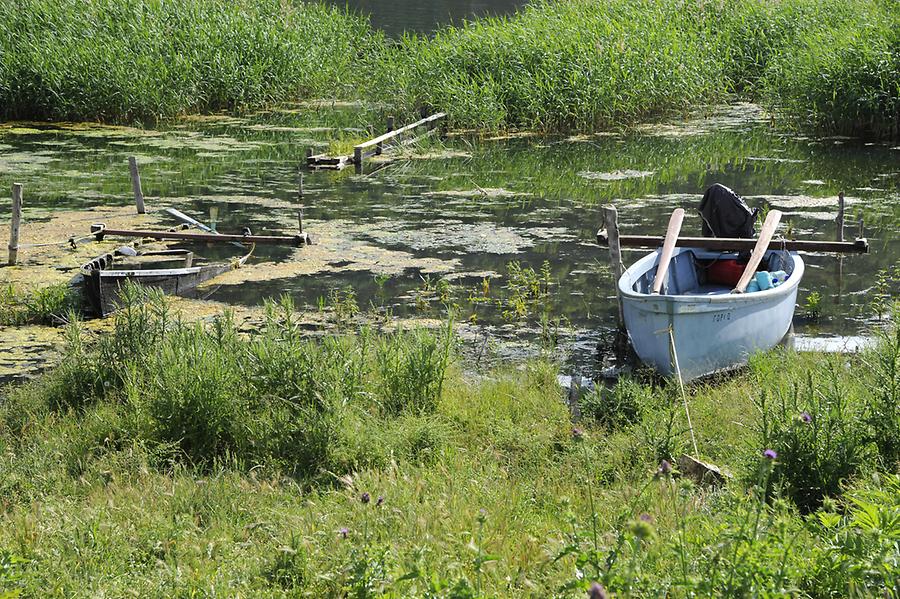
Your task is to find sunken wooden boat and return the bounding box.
[81,247,251,317]
[618,247,804,380]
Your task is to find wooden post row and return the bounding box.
[8,183,22,266]
[128,156,145,214]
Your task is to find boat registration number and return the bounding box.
[713,312,733,323]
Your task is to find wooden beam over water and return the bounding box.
[92,226,310,247]
[596,230,869,254]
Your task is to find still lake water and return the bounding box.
[0,104,897,375]
[322,0,527,35]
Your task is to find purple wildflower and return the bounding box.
[763,449,778,460]
[800,412,812,424]
[376,495,384,507]
[360,492,371,504]
[572,427,584,440]
[658,459,673,476]
[588,582,608,599]
[339,527,349,539]
[639,513,653,523]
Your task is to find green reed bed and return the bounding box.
[369,0,730,131]
[0,286,897,596]
[764,4,900,138]
[369,0,898,136]
[0,0,896,137]
[0,0,378,122]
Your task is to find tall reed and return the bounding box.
[0,0,378,122]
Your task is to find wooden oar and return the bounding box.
[732,209,782,294]
[651,208,685,294]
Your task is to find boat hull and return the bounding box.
[618,248,804,380]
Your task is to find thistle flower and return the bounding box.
[376,495,384,507]
[361,492,371,504]
[639,512,653,523]
[628,518,655,541]
[588,582,608,599]
[800,412,812,423]
[572,427,584,440]
[763,449,778,460]
[658,459,673,476]
[338,527,349,539]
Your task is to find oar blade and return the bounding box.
[651,208,686,294]
[732,209,783,293]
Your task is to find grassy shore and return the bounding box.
[0,286,897,596]
[0,0,896,137]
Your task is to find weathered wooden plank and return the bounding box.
[354,112,446,151]
[94,227,310,246]
[596,230,869,254]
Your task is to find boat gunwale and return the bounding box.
[617,247,805,305]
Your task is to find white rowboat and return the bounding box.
[618,247,804,380]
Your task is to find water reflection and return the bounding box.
[322,0,527,36]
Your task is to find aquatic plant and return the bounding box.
[763,2,900,138]
[0,283,78,326]
[370,0,731,131]
[0,0,378,122]
[803,290,823,321]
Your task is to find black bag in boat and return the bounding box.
[698,184,758,238]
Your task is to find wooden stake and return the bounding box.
[354,146,363,174]
[128,156,145,214]
[8,183,22,266]
[836,191,845,242]
[603,205,624,325]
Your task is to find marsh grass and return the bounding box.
[0,0,378,122]
[366,0,898,137]
[764,4,900,138]
[0,0,894,136]
[0,282,78,326]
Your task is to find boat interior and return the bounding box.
[82,249,196,273]
[631,249,795,296]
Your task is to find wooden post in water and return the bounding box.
[377,116,394,156]
[603,205,628,362]
[353,146,363,174]
[834,191,846,304]
[128,156,145,214]
[603,205,624,324]
[8,183,22,266]
[835,191,845,242]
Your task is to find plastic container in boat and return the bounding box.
[756,271,774,290]
[706,259,745,286]
[771,270,788,286]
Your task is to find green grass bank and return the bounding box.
[0,287,897,596]
[0,0,897,137]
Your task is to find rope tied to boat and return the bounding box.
[17,233,97,249]
[666,324,700,457]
